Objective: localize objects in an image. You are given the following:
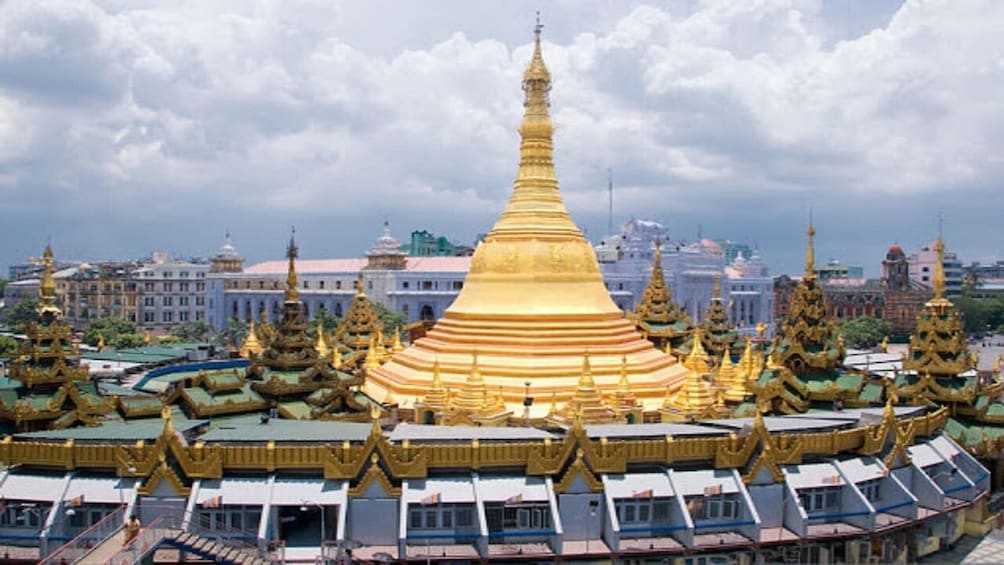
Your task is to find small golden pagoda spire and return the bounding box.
[315,321,328,357]
[97,333,105,352]
[683,328,711,374]
[614,355,639,410]
[548,389,559,416]
[423,358,449,408]
[739,337,758,384]
[285,228,299,303]
[392,327,404,352]
[561,351,615,422]
[365,333,381,371]
[670,365,714,414]
[332,347,343,369]
[239,319,263,358]
[452,350,489,412]
[721,346,748,403]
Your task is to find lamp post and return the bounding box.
[586,499,598,555]
[300,500,326,558]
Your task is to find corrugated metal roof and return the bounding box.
[835,456,888,483]
[405,477,475,504]
[15,419,207,441]
[64,475,138,504]
[671,469,739,496]
[585,423,730,439]
[704,416,849,433]
[271,478,346,505]
[199,477,270,505]
[389,425,554,442]
[605,472,673,499]
[0,471,67,501]
[477,476,548,502]
[782,462,844,488]
[200,420,373,443]
[907,442,948,468]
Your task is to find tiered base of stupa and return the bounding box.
[365,312,688,417]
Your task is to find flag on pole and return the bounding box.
[419,492,440,505]
[201,495,223,508]
[822,475,842,485]
[505,493,523,504]
[703,484,722,496]
[65,495,84,508]
[632,488,653,499]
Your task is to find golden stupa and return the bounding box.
[365,26,686,416]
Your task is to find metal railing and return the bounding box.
[106,513,183,565]
[39,504,128,564]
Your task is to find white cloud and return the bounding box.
[0,0,1002,273]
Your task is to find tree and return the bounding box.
[0,335,19,360]
[216,318,249,348]
[840,316,890,349]
[374,303,405,335]
[112,333,146,349]
[308,307,341,338]
[83,317,138,347]
[955,294,1004,335]
[170,321,214,342]
[0,298,40,333]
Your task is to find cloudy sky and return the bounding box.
[1,0,1002,276]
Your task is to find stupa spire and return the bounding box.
[932,224,946,302]
[38,243,60,317]
[804,219,816,281]
[285,227,299,303]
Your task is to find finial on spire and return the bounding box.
[285,227,299,302]
[804,213,816,281]
[933,215,946,300]
[534,11,543,39]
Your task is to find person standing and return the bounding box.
[123,514,141,545]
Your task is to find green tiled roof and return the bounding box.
[184,384,264,408]
[859,383,884,403]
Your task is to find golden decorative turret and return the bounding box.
[246,232,318,376]
[698,274,739,358]
[417,359,450,417]
[903,230,973,380]
[366,25,685,414]
[631,241,693,353]
[770,223,844,377]
[0,245,114,431]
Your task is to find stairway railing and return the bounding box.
[39,504,128,565]
[106,514,183,565]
